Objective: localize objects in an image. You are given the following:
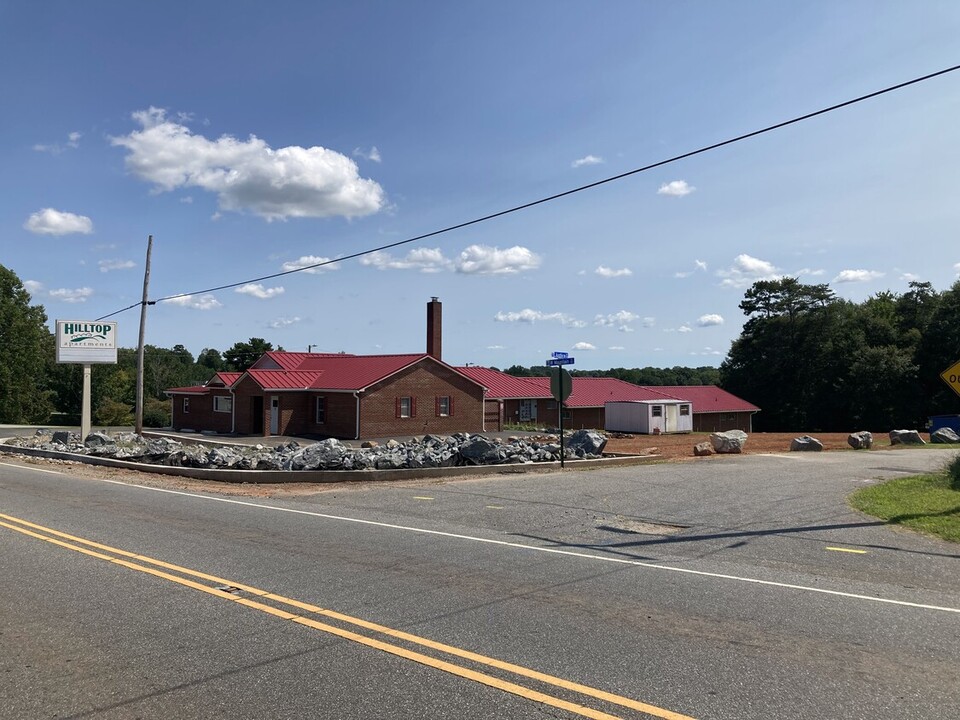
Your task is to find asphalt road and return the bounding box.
[2,448,959,719]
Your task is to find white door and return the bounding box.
[270,396,279,434]
[665,404,679,433]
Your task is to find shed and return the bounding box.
[604,400,693,434]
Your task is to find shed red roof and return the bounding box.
[653,385,760,413]
[523,377,686,408]
[253,351,356,371]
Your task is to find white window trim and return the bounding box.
[315,397,326,424]
[213,396,232,413]
[399,396,412,418]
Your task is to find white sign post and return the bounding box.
[56,320,118,440]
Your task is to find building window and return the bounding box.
[651,405,663,417]
[397,396,415,418]
[214,396,232,413]
[183,397,190,414]
[315,397,326,424]
[436,396,452,417]
[723,413,736,421]
[679,404,690,416]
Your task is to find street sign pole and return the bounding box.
[549,365,574,469]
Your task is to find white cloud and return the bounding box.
[594,311,640,330]
[609,346,625,351]
[359,245,541,275]
[675,259,709,278]
[657,180,695,197]
[572,155,604,168]
[795,267,825,277]
[268,316,301,329]
[24,208,94,236]
[717,254,781,289]
[282,255,338,274]
[98,259,135,273]
[111,107,385,221]
[692,347,723,356]
[179,196,194,204]
[23,280,44,294]
[696,314,724,327]
[494,309,584,328]
[954,262,960,276]
[455,245,542,274]
[595,265,633,278]
[832,269,885,283]
[487,345,505,350]
[361,248,452,273]
[165,293,222,310]
[49,287,93,303]
[353,146,382,163]
[572,342,596,351]
[695,259,707,271]
[678,325,693,333]
[900,272,921,282]
[235,283,285,299]
[33,131,82,154]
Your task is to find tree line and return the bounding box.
[0,264,280,426]
[500,365,721,386]
[719,278,960,431]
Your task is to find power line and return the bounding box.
[95,62,960,323]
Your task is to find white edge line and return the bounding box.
[66,476,960,615]
[0,461,64,475]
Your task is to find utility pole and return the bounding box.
[135,235,153,435]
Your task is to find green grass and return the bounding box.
[850,455,960,543]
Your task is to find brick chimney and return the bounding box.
[426,297,442,360]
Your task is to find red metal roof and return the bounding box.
[455,367,549,399]
[522,377,685,408]
[165,385,211,395]
[653,385,760,413]
[253,351,356,371]
[240,354,484,392]
[210,371,242,386]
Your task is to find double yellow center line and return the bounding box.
[0,511,694,720]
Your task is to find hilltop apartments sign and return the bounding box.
[56,320,118,364]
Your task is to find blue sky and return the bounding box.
[3,2,959,370]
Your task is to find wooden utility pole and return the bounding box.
[135,235,153,435]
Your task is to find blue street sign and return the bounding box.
[546,357,575,366]
[551,351,568,359]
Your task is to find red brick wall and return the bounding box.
[693,412,754,433]
[170,392,233,433]
[359,359,484,438]
[276,392,358,439]
[233,375,266,435]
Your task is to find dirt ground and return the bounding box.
[603,431,893,460]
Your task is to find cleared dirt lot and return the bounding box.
[603,431,894,460]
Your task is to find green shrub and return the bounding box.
[142,397,171,428]
[948,454,960,491]
[95,398,134,426]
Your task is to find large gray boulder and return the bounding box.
[565,429,607,457]
[931,427,960,444]
[459,435,504,465]
[710,430,747,454]
[51,430,72,445]
[790,435,823,452]
[84,431,115,448]
[889,429,926,446]
[847,431,873,450]
[290,438,347,470]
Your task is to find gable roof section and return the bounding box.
[208,371,242,387]
[239,354,486,392]
[524,377,687,408]
[654,385,760,413]
[252,350,356,371]
[455,367,549,399]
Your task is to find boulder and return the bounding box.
[931,427,960,444]
[847,431,873,450]
[710,430,747,454]
[889,429,926,446]
[459,435,504,465]
[566,429,607,457]
[693,441,713,457]
[84,431,115,448]
[360,440,379,449]
[51,430,72,445]
[790,435,823,452]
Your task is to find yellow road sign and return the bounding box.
[941,360,960,398]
